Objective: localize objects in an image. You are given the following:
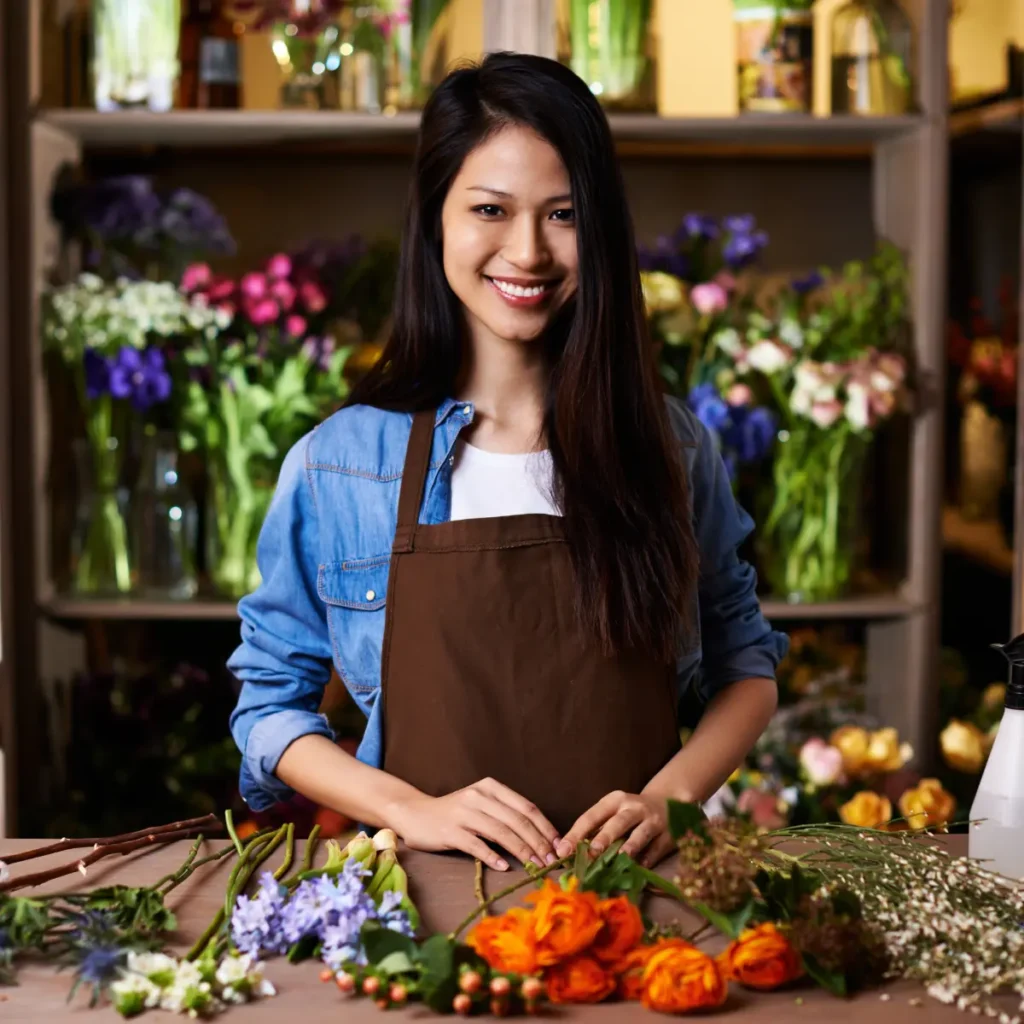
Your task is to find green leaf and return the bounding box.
[376,951,416,976]
[802,952,848,997]
[573,841,591,884]
[691,899,754,940]
[583,839,624,883]
[667,799,708,842]
[286,934,320,963]
[363,924,418,966]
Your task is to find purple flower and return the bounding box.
[84,349,112,398]
[108,347,171,410]
[723,214,757,236]
[636,235,690,279]
[678,213,720,242]
[791,270,824,295]
[723,230,768,271]
[734,405,777,463]
[231,872,289,958]
[688,383,730,433]
[77,945,125,986]
[158,188,235,255]
[63,176,162,243]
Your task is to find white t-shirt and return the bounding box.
[449,440,561,520]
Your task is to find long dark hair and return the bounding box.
[347,51,698,662]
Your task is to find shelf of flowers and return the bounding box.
[36,109,925,152]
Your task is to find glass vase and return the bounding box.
[131,428,198,599]
[830,0,913,115]
[558,0,657,112]
[338,4,388,113]
[757,424,869,602]
[733,1,814,114]
[93,0,181,112]
[70,430,132,596]
[958,400,1007,522]
[272,16,342,109]
[206,455,276,599]
[391,0,452,110]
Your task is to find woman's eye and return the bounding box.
[472,204,503,217]
[551,208,575,223]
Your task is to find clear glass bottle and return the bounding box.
[130,428,198,599]
[733,1,815,114]
[830,0,914,116]
[969,635,1024,881]
[338,4,388,113]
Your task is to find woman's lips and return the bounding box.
[485,276,558,308]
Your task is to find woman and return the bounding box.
[228,52,788,872]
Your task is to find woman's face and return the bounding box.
[440,123,578,347]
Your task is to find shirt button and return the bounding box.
[449,456,455,466]
[462,405,471,415]
[365,589,376,601]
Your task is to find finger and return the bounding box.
[620,817,663,860]
[639,833,677,870]
[557,792,621,857]
[463,809,544,871]
[450,828,511,872]
[467,789,557,866]
[476,778,561,849]
[590,806,646,855]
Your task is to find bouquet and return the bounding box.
[175,253,354,597]
[42,274,226,594]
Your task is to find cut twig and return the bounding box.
[0,825,215,893]
[474,859,490,917]
[1,814,223,866]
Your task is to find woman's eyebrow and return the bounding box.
[467,186,573,203]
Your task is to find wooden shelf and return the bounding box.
[942,505,1014,575]
[35,109,924,154]
[40,591,915,622]
[949,97,1023,138]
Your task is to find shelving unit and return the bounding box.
[0,0,952,836]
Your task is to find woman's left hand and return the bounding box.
[556,790,677,869]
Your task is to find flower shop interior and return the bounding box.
[0,0,1020,846]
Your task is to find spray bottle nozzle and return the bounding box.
[992,635,1024,711]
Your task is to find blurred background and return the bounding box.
[0,0,1020,841]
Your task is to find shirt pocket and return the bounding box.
[317,556,390,695]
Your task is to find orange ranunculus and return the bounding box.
[718,922,803,991]
[641,942,727,1013]
[590,896,644,965]
[830,725,870,776]
[839,790,892,829]
[235,819,259,840]
[544,955,616,1004]
[525,878,603,966]
[467,907,538,975]
[862,727,913,774]
[614,939,691,1001]
[898,778,956,830]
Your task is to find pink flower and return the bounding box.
[869,388,897,420]
[181,263,212,294]
[690,281,729,316]
[299,281,327,314]
[266,253,292,280]
[285,314,307,337]
[726,383,754,407]
[209,278,236,302]
[809,399,843,429]
[798,738,844,786]
[270,279,297,311]
[240,273,269,301]
[713,271,738,292]
[246,298,280,326]
[736,788,787,830]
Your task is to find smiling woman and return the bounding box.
[228,52,787,878]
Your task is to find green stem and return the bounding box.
[284,824,321,892]
[224,811,244,858]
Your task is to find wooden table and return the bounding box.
[0,835,983,1021]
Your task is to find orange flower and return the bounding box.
[544,955,616,1004]
[641,941,727,1013]
[590,896,644,965]
[467,907,538,975]
[525,878,603,966]
[614,939,691,1001]
[839,791,892,829]
[718,922,803,991]
[898,778,956,830]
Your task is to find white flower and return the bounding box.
[810,399,843,429]
[125,950,179,981]
[110,973,162,1017]
[746,340,793,375]
[711,327,743,358]
[845,381,872,430]
[779,317,804,349]
[790,387,814,417]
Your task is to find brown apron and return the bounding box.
[381,409,682,836]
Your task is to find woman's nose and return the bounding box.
[505,216,551,269]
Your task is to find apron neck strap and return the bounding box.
[393,408,437,553]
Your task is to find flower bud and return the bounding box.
[363,976,381,996]
[375,997,390,1010]
[489,976,511,997]
[335,973,356,994]
[319,968,334,983]
[521,977,543,1001]
[389,984,407,1004]
[491,997,509,1017]
[452,993,472,1015]
[459,970,483,994]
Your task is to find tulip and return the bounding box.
[798,738,844,786]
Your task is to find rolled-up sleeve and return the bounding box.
[690,420,789,703]
[227,435,335,811]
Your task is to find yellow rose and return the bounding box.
[981,683,1006,712]
[829,726,870,776]
[640,271,686,316]
[898,779,956,830]
[862,727,913,774]
[939,719,986,774]
[839,791,892,829]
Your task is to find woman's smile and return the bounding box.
[484,274,561,308]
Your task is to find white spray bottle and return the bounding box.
[968,634,1024,880]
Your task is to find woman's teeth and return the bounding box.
[490,279,550,297]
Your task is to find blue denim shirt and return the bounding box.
[227,395,789,811]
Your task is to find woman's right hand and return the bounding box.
[389,777,562,871]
